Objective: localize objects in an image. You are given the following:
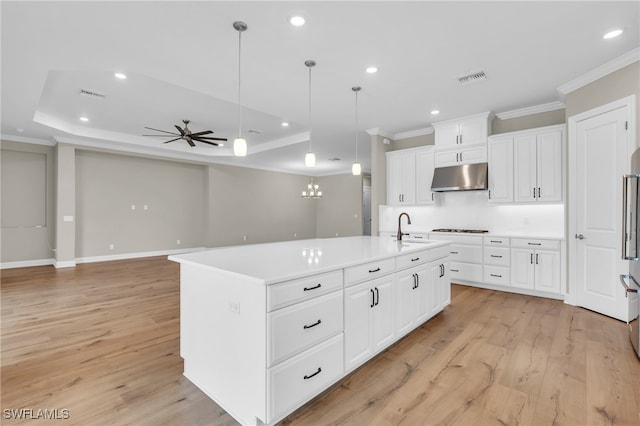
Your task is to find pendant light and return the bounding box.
[351,86,362,176]
[304,60,316,167]
[301,179,322,198]
[233,21,248,157]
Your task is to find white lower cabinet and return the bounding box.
[430,260,450,315]
[344,275,395,372]
[394,265,429,338]
[510,238,561,293]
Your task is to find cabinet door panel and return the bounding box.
[459,145,487,164]
[401,153,416,204]
[394,272,414,337]
[514,135,537,202]
[459,117,487,145]
[372,277,395,352]
[434,148,460,167]
[536,131,562,202]
[344,282,373,371]
[387,153,404,206]
[434,123,459,147]
[488,137,514,203]
[511,248,534,289]
[441,261,451,308]
[534,250,561,293]
[415,268,430,324]
[416,148,435,204]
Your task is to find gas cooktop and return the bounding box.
[432,228,489,234]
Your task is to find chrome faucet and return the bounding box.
[397,212,412,242]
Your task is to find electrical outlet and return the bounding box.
[109,244,114,250]
[144,205,148,210]
[176,239,181,245]
[243,235,248,241]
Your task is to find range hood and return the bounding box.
[431,162,488,192]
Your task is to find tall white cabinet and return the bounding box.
[386,146,435,206]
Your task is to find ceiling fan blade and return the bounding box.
[197,140,219,146]
[162,137,183,144]
[175,125,186,136]
[185,136,195,147]
[143,133,181,137]
[189,130,214,137]
[194,136,228,141]
[144,127,179,135]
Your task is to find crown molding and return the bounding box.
[393,126,434,140]
[557,47,640,97]
[1,133,56,146]
[495,101,566,120]
[366,128,393,139]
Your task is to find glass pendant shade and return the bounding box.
[305,152,316,168]
[233,137,247,156]
[352,162,362,176]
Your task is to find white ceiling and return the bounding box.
[1,1,639,175]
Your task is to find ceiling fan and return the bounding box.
[143,119,227,147]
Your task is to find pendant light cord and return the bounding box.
[237,30,242,137]
[308,66,312,152]
[354,89,359,162]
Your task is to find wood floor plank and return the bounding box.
[2,259,639,426]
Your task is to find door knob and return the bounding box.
[575,234,585,240]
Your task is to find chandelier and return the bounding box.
[301,179,323,198]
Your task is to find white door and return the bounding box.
[362,186,371,236]
[488,137,514,203]
[536,131,563,202]
[574,104,630,321]
[344,281,373,371]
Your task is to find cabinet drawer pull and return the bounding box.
[303,283,322,292]
[450,269,460,272]
[490,274,502,278]
[369,267,381,273]
[370,289,375,308]
[490,255,503,258]
[527,242,542,246]
[303,319,322,329]
[490,240,502,243]
[374,287,380,306]
[411,257,420,262]
[303,367,322,380]
[450,251,458,254]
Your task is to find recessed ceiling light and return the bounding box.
[114,72,127,79]
[79,116,89,122]
[603,29,623,39]
[282,122,289,127]
[366,67,378,74]
[289,16,305,27]
[431,110,440,115]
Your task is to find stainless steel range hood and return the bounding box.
[431,162,488,192]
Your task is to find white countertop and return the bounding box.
[379,229,565,240]
[169,236,448,284]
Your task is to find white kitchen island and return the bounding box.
[169,236,450,425]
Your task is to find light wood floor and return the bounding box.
[2,257,639,425]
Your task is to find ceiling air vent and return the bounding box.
[457,70,487,85]
[248,129,262,134]
[328,157,341,162]
[79,89,106,99]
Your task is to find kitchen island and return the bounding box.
[169,236,450,425]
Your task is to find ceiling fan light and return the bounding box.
[305,152,316,167]
[352,162,362,176]
[234,137,247,156]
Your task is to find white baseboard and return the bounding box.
[0,258,55,269]
[54,260,77,268]
[75,247,206,264]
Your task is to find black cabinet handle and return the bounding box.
[370,289,375,308]
[369,267,381,273]
[416,274,419,288]
[375,287,380,306]
[536,253,539,264]
[303,367,322,380]
[411,257,420,262]
[530,253,533,264]
[533,187,536,199]
[303,283,322,291]
[450,251,458,254]
[490,274,502,278]
[490,255,503,258]
[450,269,459,272]
[490,240,502,243]
[303,319,322,329]
[538,187,541,198]
[440,264,444,278]
[528,242,542,246]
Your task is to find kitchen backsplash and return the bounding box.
[379,190,564,237]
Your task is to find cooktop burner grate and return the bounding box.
[432,228,489,233]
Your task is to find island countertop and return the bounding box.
[168,236,449,284]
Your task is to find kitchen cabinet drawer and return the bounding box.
[511,238,560,250]
[484,236,510,247]
[268,270,343,311]
[268,334,344,423]
[268,291,343,366]
[429,233,483,246]
[344,257,395,286]
[396,250,429,270]
[483,247,510,266]
[430,245,450,261]
[484,266,510,286]
[449,262,483,282]
[448,244,482,263]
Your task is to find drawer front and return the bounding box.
[268,270,343,311]
[449,244,483,263]
[429,233,483,246]
[430,244,450,261]
[484,265,510,285]
[268,334,344,423]
[483,247,510,266]
[268,291,343,366]
[484,236,510,247]
[344,257,395,286]
[396,250,429,270]
[449,262,483,282]
[511,238,560,250]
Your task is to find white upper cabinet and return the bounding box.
[434,144,488,167]
[387,147,435,206]
[514,126,563,203]
[487,136,514,203]
[433,112,493,148]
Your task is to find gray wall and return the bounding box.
[0,141,55,263]
[389,133,434,151]
[315,174,363,238]
[492,109,566,134]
